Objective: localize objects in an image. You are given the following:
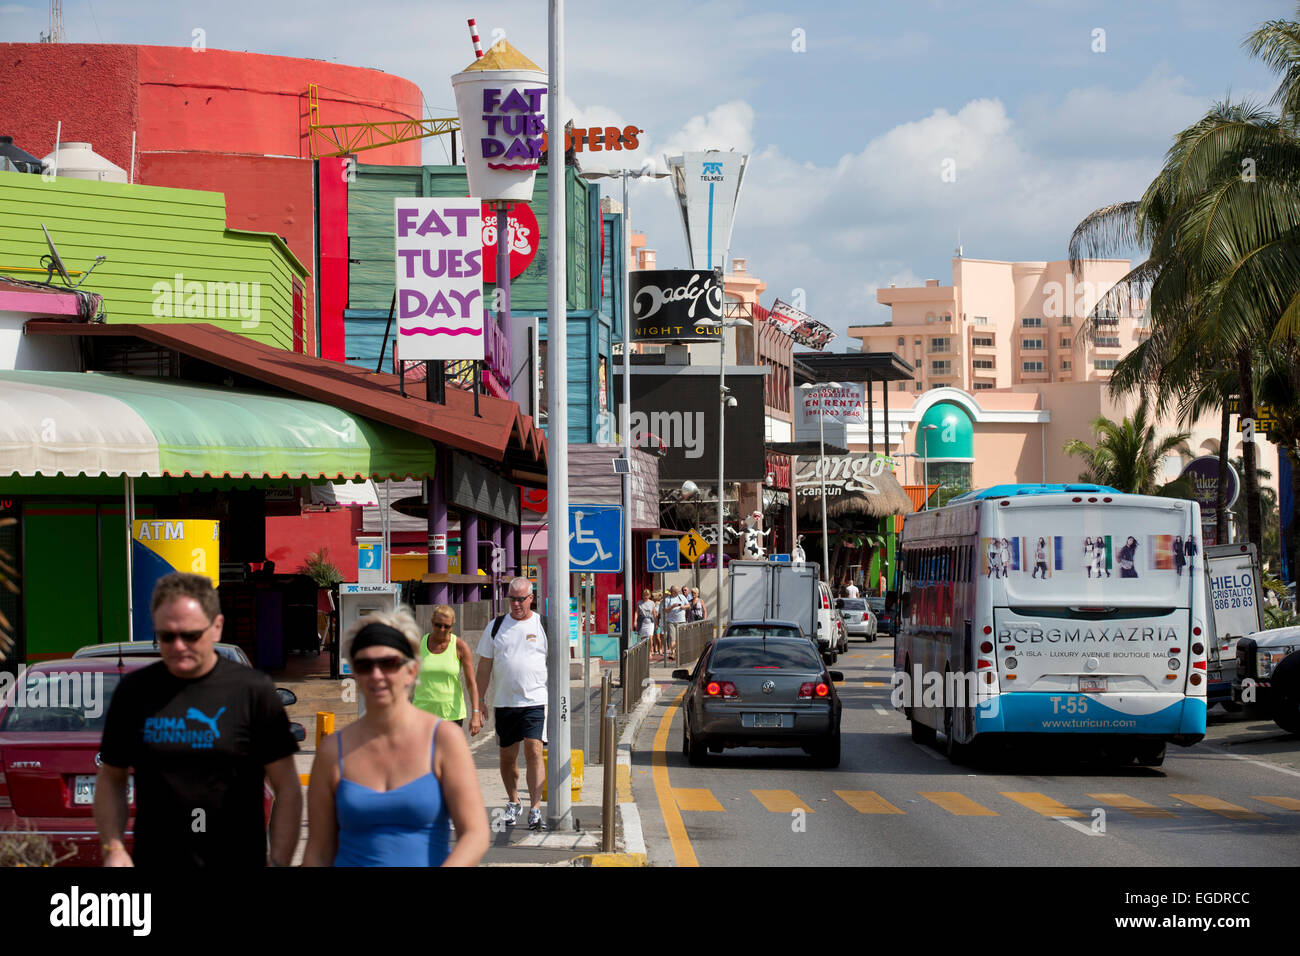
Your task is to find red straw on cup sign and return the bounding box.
[468,18,484,58]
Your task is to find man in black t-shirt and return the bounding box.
[94,573,301,867]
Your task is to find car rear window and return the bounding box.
[838,600,866,610]
[725,625,802,640]
[0,672,124,733]
[711,642,822,670]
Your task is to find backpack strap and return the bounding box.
[491,613,508,639]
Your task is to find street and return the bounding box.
[632,637,1300,867]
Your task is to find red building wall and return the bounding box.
[264,508,361,579]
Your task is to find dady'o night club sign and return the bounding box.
[629,270,723,342]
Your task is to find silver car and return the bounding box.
[834,598,877,642]
[674,637,844,767]
[73,641,254,667]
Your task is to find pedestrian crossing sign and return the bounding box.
[680,529,709,563]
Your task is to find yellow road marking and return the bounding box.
[651,689,698,867]
[616,764,633,804]
[921,791,998,816]
[1000,792,1084,818]
[863,681,888,687]
[1254,796,1300,811]
[299,773,310,786]
[876,653,890,659]
[835,790,904,814]
[751,790,813,813]
[1087,793,1176,818]
[1170,794,1268,821]
[673,788,725,812]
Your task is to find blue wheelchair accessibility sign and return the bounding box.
[645,539,680,574]
[568,504,622,573]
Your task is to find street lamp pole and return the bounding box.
[922,423,938,510]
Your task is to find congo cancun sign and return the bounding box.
[629,270,724,342]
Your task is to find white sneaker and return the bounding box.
[528,807,546,830]
[504,802,521,826]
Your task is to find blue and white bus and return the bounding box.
[893,484,1209,765]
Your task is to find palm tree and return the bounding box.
[1063,400,1192,495]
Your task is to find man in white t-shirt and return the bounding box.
[475,577,549,830]
[661,585,688,661]
[844,581,860,599]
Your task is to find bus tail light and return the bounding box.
[1164,674,1178,680]
[980,640,993,654]
[1167,658,1181,670]
[1192,661,1206,671]
[1004,657,1018,669]
[982,672,995,684]
[1189,673,1203,686]
[977,660,992,669]
[1005,673,1017,680]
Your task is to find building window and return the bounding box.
[1096,313,1120,325]
[973,382,994,390]
[1022,339,1043,350]
[972,336,994,347]
[1021,316,1043,327]
[1096,336,1120,347]
[1095,359,1118,370]
[897,336,905,346]
[973,359,994,369]
[973,315,988,325]
[930,361,951,374]
[915,381,923,391]
[914,338,922,346]
[941,313,952,322]
[897,381,906,392]
[1060,337,1071,348]
[930,337,950,352]
[1061,316,1072,325]
[1061,360,1071,370]
[1022,361,1044,372]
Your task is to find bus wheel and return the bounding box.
[1134,743,1165,767]
[910,716,935,745]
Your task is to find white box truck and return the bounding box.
[728,560,837,662]
[1204,542,1264,705]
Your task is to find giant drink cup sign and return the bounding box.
[451,40,548,202]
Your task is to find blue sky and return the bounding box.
[3,0,1292,345]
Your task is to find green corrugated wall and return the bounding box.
[0,174,308,351]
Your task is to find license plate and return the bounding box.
[744,713,791,728]
[1079,678,1107,693]
[73,775,133,805]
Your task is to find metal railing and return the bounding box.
[622,637,652,714]
[672,620,715,670]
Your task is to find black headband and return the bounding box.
[350,622,414,660]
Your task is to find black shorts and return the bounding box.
[495,705,545,747]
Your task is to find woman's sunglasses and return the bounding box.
[352,656,408,675]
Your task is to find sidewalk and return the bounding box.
[284,654,675,866]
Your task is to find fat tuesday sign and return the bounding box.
[394,198,484,361]
[629,270,724,342]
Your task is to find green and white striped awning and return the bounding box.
[0,370,438,479]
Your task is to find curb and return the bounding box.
[613,678,662,858]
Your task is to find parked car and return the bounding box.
[1235,625,1300,734]
[723,620,808,641]
[866,595,897,638]
[835,598,877,642]
[0,658,153,865]
[673,636,844,766]
[74,641,253,667]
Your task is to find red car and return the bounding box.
[0,658,151,866]
[0,657,290,866]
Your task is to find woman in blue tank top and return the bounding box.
[302,609,489,867]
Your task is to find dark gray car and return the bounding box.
[674,637,843,767]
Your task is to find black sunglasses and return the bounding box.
[508,594,532,604]
[352,656,408,675]
[156,623,212,644]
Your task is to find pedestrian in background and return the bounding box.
[304,609,487,867]
[475,577,549,830]
[96,572,301,867]
[636,589,657,645]
[662,585,687,662]
[413,604,482,735]
[685,586,706,622]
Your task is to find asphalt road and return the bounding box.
[631,635,1300,867]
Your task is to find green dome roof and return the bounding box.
[916,401,974,460]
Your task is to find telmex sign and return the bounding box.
[630,270,724,342]
[620,369,765,481]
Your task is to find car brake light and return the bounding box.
[706,681,721,696]
[815,682,829,697]
[799,683,814,699]
[722,682,738,698]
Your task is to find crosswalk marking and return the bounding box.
[1170,794,1269,821]
[873,705,891,716]
[921,791,998,816]
[752,789,814,813]
[1254,796,1300,811]
[1087,793,1177,819]
[1001,792,1085,818]
[835,790,904,814]
[673,788,725,812]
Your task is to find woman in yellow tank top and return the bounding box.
[413,605,483,735]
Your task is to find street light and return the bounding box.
[578,162,670,671]
[921,424,939,510]
[697,312,752,635]
[799,382,843,586]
